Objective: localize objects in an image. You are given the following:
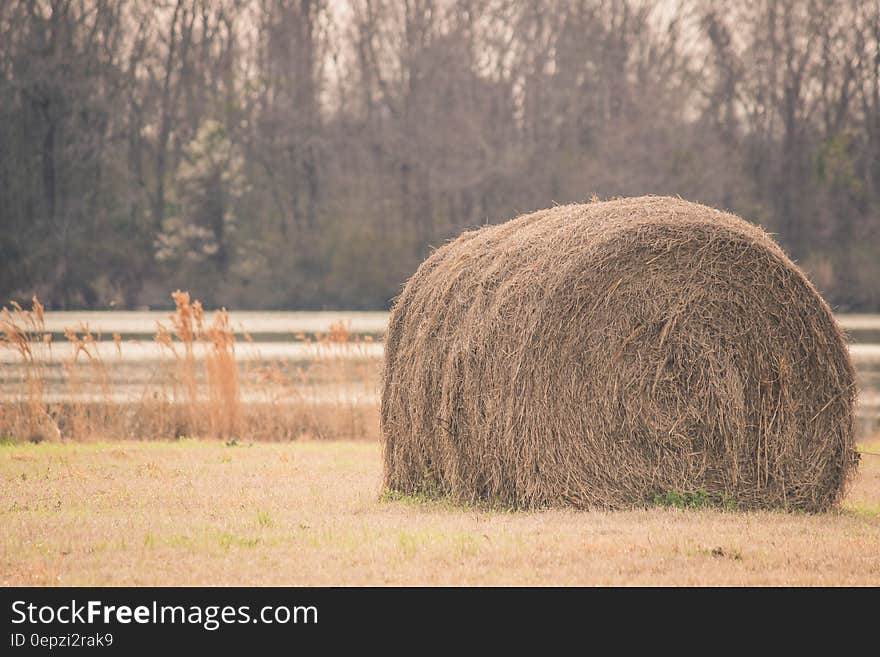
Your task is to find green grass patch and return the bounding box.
[844,502,880,519]
[380,489,448,505]
[379,487,523,513]
[653,489,738,510]
[217,532,260,549]
[256,510,274,528]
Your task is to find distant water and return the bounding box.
[37,310,389,338]
[2,311,878,434]
[28,310,880,336]
[0,339,877,365]
[0,341,383,363]
[5,310,880,361]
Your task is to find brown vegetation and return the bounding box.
[0,293,379,443]
[2,439,878,586]
[383,197,857,511]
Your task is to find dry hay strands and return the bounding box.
[381,196,858,512]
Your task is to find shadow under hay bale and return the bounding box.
[381,196,858,511]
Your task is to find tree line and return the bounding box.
[1,0,878,311]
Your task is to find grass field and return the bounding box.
[2,437,879,586]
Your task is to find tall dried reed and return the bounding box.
[0,293,379,443]
[0,298,58,442]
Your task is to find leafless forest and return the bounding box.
[1,0,879,310]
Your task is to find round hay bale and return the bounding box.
[381,196,858,511]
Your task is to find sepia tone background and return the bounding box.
[1,0,879,311]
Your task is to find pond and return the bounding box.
[2,311,878,434]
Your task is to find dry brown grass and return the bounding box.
[0,293,379,443]
[1,438,878,586]
[0,298,57,443]
[384,196,857,512]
